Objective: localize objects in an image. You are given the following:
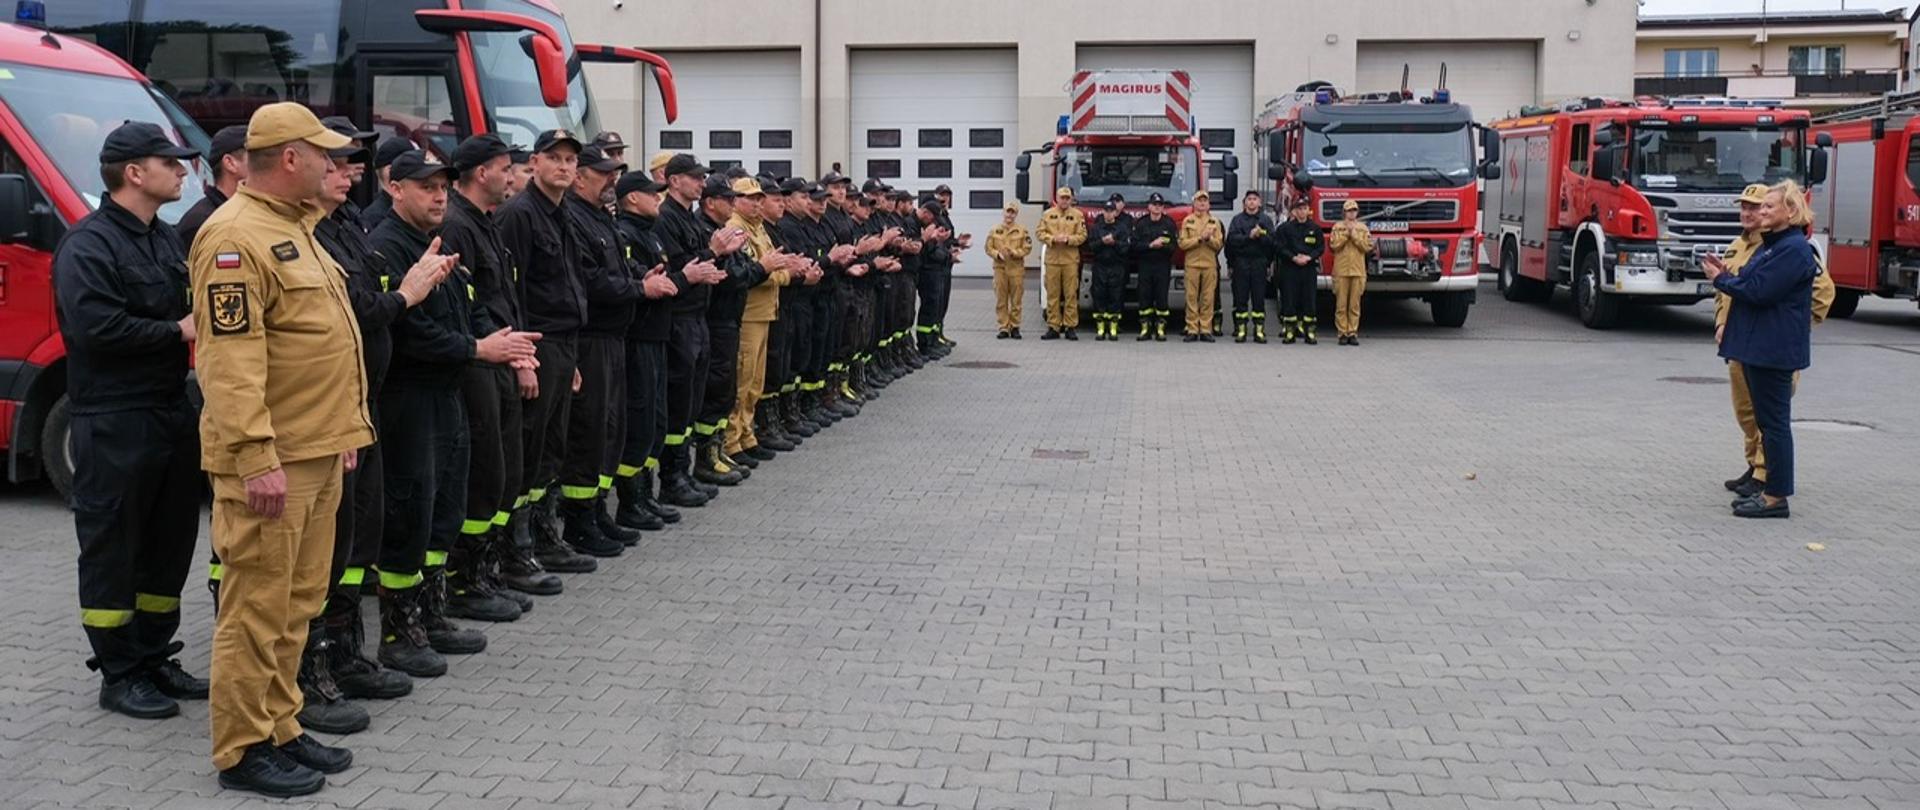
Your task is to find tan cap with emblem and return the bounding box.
[244,102,352,151]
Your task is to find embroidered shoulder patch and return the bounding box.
[271,241,300,262]
[207,282,250,336]
[214,252,242,269]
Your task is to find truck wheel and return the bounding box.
[40,395,73,500]
[1430,292,1471,328]
[1827,289,1861,320]
[1574,251,1621,330]
[1499,243,1548,303]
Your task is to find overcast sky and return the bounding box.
[1640,0,1910,15]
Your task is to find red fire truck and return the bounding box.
[1014,68,1240,314]
[1485,97,1826,329]
[1807,92,1920,318]
[0,1,212,495]
[46,0,678,162]
[1252,75,1496,328]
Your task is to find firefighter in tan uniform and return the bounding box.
[1037,187,1086,340]
[986,202,1032,339]
[1709,183,1836,499]
[192,103,425,797]
[1328,199,1375,345]
[724,177,796,461]
[1178,190,1224,342]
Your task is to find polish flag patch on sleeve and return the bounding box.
[214,252,242,270]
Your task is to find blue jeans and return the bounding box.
[1742,364,1796,498]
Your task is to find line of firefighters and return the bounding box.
[994,187,1381,345]
[53,101,971,797]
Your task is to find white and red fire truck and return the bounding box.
[1485,97,1827,329]
[1807,92,1920,318]
[1252,74,1496,328]
[1015,68,1240,313]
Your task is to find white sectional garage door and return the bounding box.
[1077,45,1254,201]
[642,50,802,179]
[1356,41,1540,124]
[850,48,1017,279]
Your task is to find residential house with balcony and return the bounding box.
[1636,8,1909,112]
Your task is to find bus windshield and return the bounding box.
[1302,122,1474,188]
[1630,124,1804,193]
[1056,144,1199,204]
[0,63,210,224]
[464,0,602,150]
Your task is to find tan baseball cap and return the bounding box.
[1003,201,1020,213]
[1738,183,1770,205]
[730,176,765,197]
[648,150,676,173]
[1054,187,1074,199]
[1341,199,1360,211]
[244,102,352,151]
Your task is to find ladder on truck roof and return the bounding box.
[1813,90,1920,123]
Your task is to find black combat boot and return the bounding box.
[614,474,667,531]
[756,401,796,451]
[498,514,565,595]
[786,395,820,437]
[473,529,534,612]
[322,593,413,699]
[593,492,640,546]
[376,584,446,678]
[560,498,625,558]
[420,568,487,655]
[445,542,522,622]
[296,618,369,735]
[639,470,680,523]
[532,497,598,573]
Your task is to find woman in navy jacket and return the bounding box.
[1703,181,1818,519]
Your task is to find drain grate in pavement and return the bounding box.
[1793,419,1875,433]
[952,360,1018,369]
[1032,449,1089,460]
[1659,376,1727,385]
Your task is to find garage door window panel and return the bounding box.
[919,159,952,179]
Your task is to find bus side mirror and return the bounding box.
[0,175,30,244]
[528,36,571,107]
[1808,148,1829,187]
[416,9,571,107]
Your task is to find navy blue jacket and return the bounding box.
[1714,227,1816,371]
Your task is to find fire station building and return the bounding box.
[561,0,1634,274]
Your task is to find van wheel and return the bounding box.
[1430,292,1471,328]
[1574,251,1622,329]
[1827,289,1861,320]
[41,395,73,500]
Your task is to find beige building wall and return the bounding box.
[561,0,1633,178]
[1636,32,1904,77]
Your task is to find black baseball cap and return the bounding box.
[387,150,457,183]
[578,145,625,173]
[821,171,851,186]
[852,195,874,209]
[923,201,946,217]
[1289,197,1312,209]
[934,184,954,195]
[615,171,668,197]
[778,177,808,195]
[374,136,412,170]
[99,121,198,163]
[861,178,886,194]
[320,116,375,142]
[509,148,530,165]
[889,189,913,202]
[591,131,627,152]
[1108,192,1126,204]
[663,153,710,178]
[1147,192,1168,205]
[805,183,830,201]
[1102,201,1119,211]
[205,124,249,163]
[723,165,751,180]
[532,128,584,154]
[452,134,514,172]
[701,175,739,199]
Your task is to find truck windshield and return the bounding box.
[1057,144,1199,204]
[464,0,602,150]
[0,63,209,224]
[1630,125,1804,192]
[1302,122,1474,188]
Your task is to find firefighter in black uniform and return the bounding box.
[927,183,968,354]
[890,191,925,374]
[1271,196,1323,345]
[495,130,598,575]
[610,171,685,530]
[654,154,736,505]
[853,193,900,391]
[558,145,646,556]
[1087,197,1133,341]
[822,174,878,406]
[757,179,809,452]
[370,151,538,676]
[53,122,207,719]
[438,133,552,623]
[802,182,860,421]
[176,124,247,251]
[914,200,956,356]
[694,176,764,486]
[361,137,412,231]
[1226,190,1276,344]
[1132,192,1177,341]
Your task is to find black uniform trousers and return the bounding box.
[377,381,470,584]
[1231,261,1269,317]
[327,438,382,601]
[896,273,918,343]
[838,284,870,363]
[765,303,792,399]
[461,364,523,538]
[520,334,578,510]
[72,401,202,678]
[811,291,837,384]
[560,334,625,500]
[1136,258,1171,315]
[871,277,893,352]
[663,316,710,475]
[619,339,668,477]
[1091,261,1126,315]
[916,266,951,336]
[783,293,815,393]
[1277,264,1319,319]
[698,320,742,439]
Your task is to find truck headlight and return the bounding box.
[1616,250,1660,268]
[1455,239,1475,274]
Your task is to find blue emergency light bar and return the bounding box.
[15,0,46,27]
[1314,88,1334,104]
[1431,89,1451,104]
[1057,115,1069,136]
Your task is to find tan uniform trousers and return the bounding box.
[1184,266,1219,336]
[726,320,771,456]
[993,262,1025,332]
[209,453,342,770]
[1043,261,1080,330]
[1727,360,1800,482]
[1334,275,1367,337]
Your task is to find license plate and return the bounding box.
[1696,282,1714,295]
[1370,221,1410,232]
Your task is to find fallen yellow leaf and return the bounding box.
[1806,543,1826,552]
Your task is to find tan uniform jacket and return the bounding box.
[1177,213,1225,272]
[729,212,791,323]
[1329,221,1375,278]
[1037,207,1087,265]
[1713,231,1836,329]
[189,186,375,479]
[987,224,1033,268]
